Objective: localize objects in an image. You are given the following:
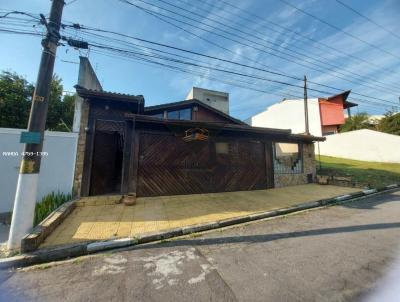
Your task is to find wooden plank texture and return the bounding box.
[137,133,272,196]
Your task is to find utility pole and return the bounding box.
[8,0,65,250]
[304,75,310,135]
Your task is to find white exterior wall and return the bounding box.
[186,87,229,114]
[72,57,103,133]
[246,99,323,137]
[319,129,400,163]
[0,128,78,213]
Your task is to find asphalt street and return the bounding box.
[1,190,400,302]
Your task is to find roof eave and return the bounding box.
[75,85,145,104]
[327,90,351,102]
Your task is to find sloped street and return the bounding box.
[1,190,400,302]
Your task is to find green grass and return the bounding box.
[317,155,400,188]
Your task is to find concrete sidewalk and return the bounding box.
[2,190,399,302]
[40,184,358,248]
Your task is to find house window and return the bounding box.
[273,143,303,174]
[151,113,164,118]
[167,108,192,120]
[215,142,229,154]
[167,110,179,119]
[179,108,191,120]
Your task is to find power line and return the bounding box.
[88,44,395,111]
[209,0,400,76]
[63,25,300,81]
[90,46,392,111]
[335,0,400,41]
[112,0,400,102]
[62,22,399,106]
[141,0,400,93]
[119,0,398,96]
[0,27,42,37]
[90,42,310,90]
[1,12,396,111]
[67,27,396,111]
[278,0,400,60]
[90,48,306,101]
[0,10,40,21]
[65,0,79,5]
[2,27,392,113]
[87,41,398,109]
[5,9,398,105]
[120,0,397,100]
[66,27,315,100]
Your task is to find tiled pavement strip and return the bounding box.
[41,184,359,248]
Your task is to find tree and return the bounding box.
[377,112,400,136]
[0,71,34,129]
[59,94,75,131]
[0,70,74,131]
[339,112,374,133]
[46,75,75,131]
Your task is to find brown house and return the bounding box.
[73,86,324,199]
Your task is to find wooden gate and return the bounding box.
[137,133,273,196]
[213,140,270,192]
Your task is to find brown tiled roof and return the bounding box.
[75,85,145,104]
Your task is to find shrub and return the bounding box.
[377,112,400,136]
[34,192,72,226]
[339,112,374,133]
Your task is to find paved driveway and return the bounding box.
[1,190,400,301]
[41,184,358,247]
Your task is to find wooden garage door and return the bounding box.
[137,133,272,197]
[213,140,270,192]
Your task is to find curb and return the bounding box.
[21,199,77,253]
[1,184,398,270]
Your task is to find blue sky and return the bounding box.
[0,0,399,120]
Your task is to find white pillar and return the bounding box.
[7,173,39,250]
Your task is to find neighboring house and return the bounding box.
[71,57,325,200]
[368,115,384,125]
[185,87,229,115]
[245,91,357,137]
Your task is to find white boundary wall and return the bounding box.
[0,128,78,213]
[319,129,400,163]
